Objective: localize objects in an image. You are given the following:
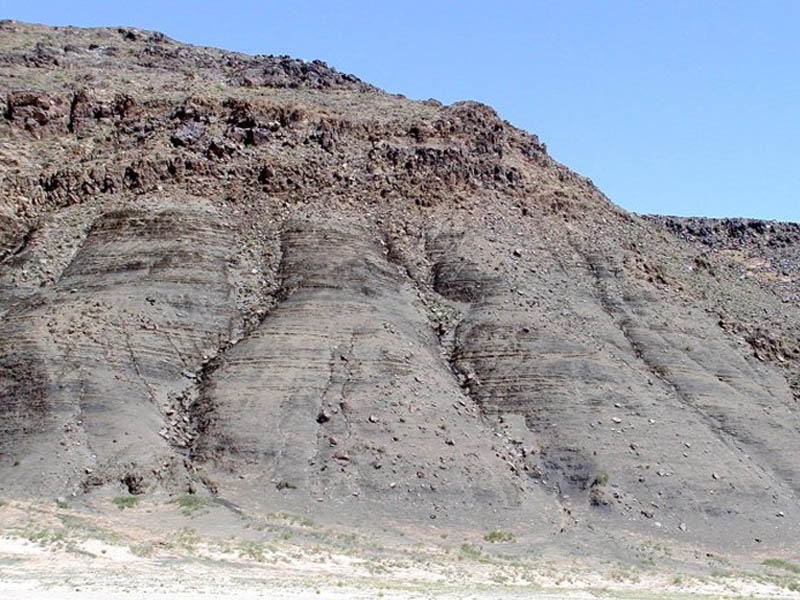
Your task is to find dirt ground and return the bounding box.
[1,498,799,600]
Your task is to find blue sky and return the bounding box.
[6,1,800,222]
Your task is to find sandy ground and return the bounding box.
[2,500,800,600]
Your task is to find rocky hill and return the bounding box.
[1,21,799,559]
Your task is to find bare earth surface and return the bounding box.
[1,20,800,598]
[1,499,799,600]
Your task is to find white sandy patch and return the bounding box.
[0,501,798,600]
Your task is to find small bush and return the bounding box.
[130,542,155,557]
[590,471,609,487]
[172,494,213,517]
[269,512,314,527]
[459,543,481,560]
[239,540,267,562]
[169,527,199,553]
[25,527,68,547]
[112,495,139,510]
[484,530,515,543]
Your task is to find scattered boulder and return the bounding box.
[6,90,66,132]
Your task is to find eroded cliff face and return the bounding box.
[1,21,800,553]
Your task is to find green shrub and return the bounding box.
[484,530,515,543]
[172,494,213,517]
[239,540,267,562]
[459,543,481,559]
[112,495,139,510]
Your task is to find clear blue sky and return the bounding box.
[6,1,800,222]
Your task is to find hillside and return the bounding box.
[1,20,800,568]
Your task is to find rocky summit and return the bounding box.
[1,21,800,560]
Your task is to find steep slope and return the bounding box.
[1,21,799,555]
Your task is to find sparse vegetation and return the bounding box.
[590,471,609,487]
[268,512,315,528]
[167,527,199,553]
[238,540,268,562]
[24,526,68,547]
[112,495,139,510]
[363,560,390,575]
[458,543,481,560]
[130,542,155,557]
[484,530,515,543]
[171,494,214,517]
[763,558,800,574]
